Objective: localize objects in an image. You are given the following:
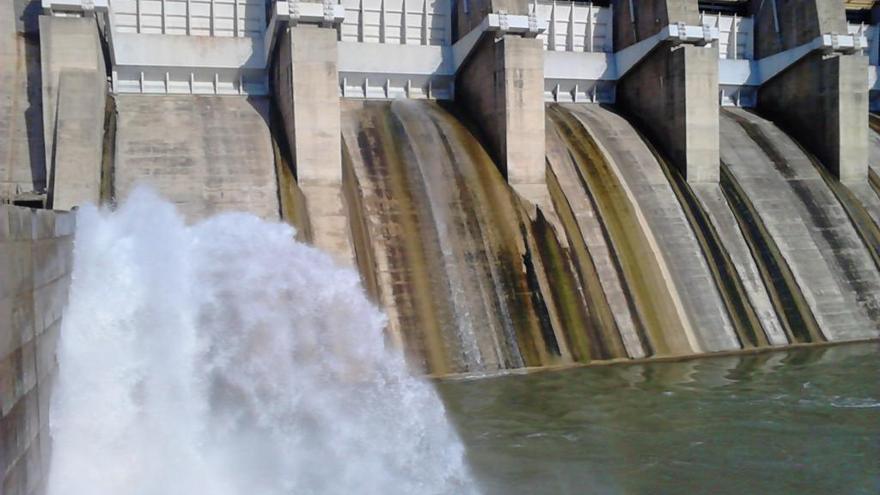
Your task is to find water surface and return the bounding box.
[440,343,880,494]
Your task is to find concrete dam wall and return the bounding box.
[0,206,73,494]
[0,0,879,449]
[1,0,880,488]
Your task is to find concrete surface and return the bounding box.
[39,15,106,210]
[612,0,701,50]
[750,0,847,59]
[612,0,720,183]
[0,205,74,495]
[691,183,789,346]
[556,104,740,354]
[617,43,721,183]
[0,0,45,202]
[545,117,647,359]
[752,0,868,182]
[758,52,869,183]
[721,108,880,340]
[113,95,279,222]
[273,25,353,266]
[456,35,548,205]
[453,0,531,41]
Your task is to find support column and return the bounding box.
[273,23,353,264]
[612,0,720,183]
[39,12,107,209]
[752,0,868,182]
[454,0,547,206]
[456,33,546,204]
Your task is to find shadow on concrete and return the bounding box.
[18,0,46,194]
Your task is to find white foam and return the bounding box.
[48,187,475,495]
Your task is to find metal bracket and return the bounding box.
[288,0,300,23]
[498,11,509,32]
[322,0,336,27]
[702,24,714,45]
[526,12,539,38]
[756,32,869,83]
[276,0,345,27]
[675,22,688,42]
[821,32,865,55]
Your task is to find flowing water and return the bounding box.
[44,99,880,492]
[439,343,880,495]
[47,188,475,495]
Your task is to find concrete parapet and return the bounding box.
[0,205,74,495]
[612,0,720,183]
[752,0,867,182]
[39,15,107,210]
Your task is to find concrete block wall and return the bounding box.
[0,206,74,495]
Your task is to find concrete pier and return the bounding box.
[273,24,354,264]
[39,15,106,210]
[456,34,547,204]
[612,0,720,183]
[752,0,868,182]
[454,0,548,205]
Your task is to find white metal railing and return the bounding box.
[535,1,612,53]
[700,12,752,60]
[110,0,266,37]
[339,0,450,46]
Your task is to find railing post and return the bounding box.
[587,2,593,52]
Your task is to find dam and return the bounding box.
[1,0,879,492]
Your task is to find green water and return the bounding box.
[439,343,880,494]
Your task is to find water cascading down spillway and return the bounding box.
[339,100,629,375]
[327,98,880,377]
[7,1,880,492]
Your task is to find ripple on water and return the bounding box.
[438,343,880,495]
